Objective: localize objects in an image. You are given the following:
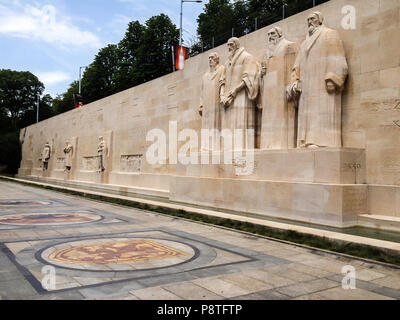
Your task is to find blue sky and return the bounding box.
[0,0,208,97]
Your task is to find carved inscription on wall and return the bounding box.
[56,158,66,170]
[343,187,367,214]
[82,156,100,171]
[120,155,142,173]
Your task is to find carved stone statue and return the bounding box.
[288,12,348,148]
[259,27,298,149]
[199,52,225,151]
[199,52,225,130]
[220,37,260,148]
[63,141,73,171]
[97,136,106,172]
[41,142,51,171]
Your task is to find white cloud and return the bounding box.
[35,71,71,87]
[0,3,102,49]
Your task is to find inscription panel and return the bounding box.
[56,158,66,170]
[120,155,143,173]
[82,156,99,171]
[343,187,367,214]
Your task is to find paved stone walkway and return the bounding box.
[0,180,399,300]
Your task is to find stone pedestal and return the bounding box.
[177,148,366,183]
[171,148,367,228]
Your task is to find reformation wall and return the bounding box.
[18,0,400,229]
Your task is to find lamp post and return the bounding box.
[180,0,202,46]
[79,66,87,95]
[36,93,40,123]
[282,1,288,20]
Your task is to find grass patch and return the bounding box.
[1,176,400,267]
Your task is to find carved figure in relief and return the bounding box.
[41,142,51,171]
[288,12,348,148]
[97,136,106,172]
[259,27,298,149]
[199,52,225,130]
[63,140,73,171]
[220,37,260,149]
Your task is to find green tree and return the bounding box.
[115,21,146,91]
[0,69,44,130]
[19,94,53,128]
[53,14,179,112]
[196,0,235,49]
[246,0,282,29]
[52,81,79,115]
[81,44,120,104]
[137,14,179,82]
[0,69,53,174]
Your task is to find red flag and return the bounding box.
[73,94,83,108]
[175,45,189,70]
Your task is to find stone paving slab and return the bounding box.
[161,281,225,300]
[0,179,399,300]
[276,278,340,298]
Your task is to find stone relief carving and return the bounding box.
[82,157,99,172]
[199,52,225,130]
[63,140,73,171]
[40,142,51,171]
[199,52,225,151]
[56,158,66,170]
[220,37,260,148]
[120,155,142,173]
[197,12,349,152]
[259,27,298,149]
[288,11,348,148]
[97,136,107,172]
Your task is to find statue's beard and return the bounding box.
[269,37,280,46]
[228,49,236,59]
[308,24,319,35]
[268,37,281,56]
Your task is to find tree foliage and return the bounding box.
[196,0,330,50]
[138,14,179,83]
[0,69,53,173]
[82,44,120,104]
[52,81,79,115]
[115,21,146,91]
[0,69,44,131]
[76,14,179,105]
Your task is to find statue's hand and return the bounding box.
[225,95,234,107]
[221,95,229,107]
[326,80,337,94]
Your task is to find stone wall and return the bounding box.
[18,0,400,222]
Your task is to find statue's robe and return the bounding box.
[98,141,106,171]
[259,39,298,149]
[292,25,348,148]
[41,145,51,170]
[42,146,50,162]
[64,144,73,168]
[200,65,225,131]
[221,47,260,149]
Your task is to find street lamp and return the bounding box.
[282,1,288,20]
[78,66,87,95]
[180,0,202,46]
[36,93,40,123]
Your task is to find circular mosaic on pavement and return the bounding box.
[0,212,102,226]
[41,238,196,271]
[0,200,52,207]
